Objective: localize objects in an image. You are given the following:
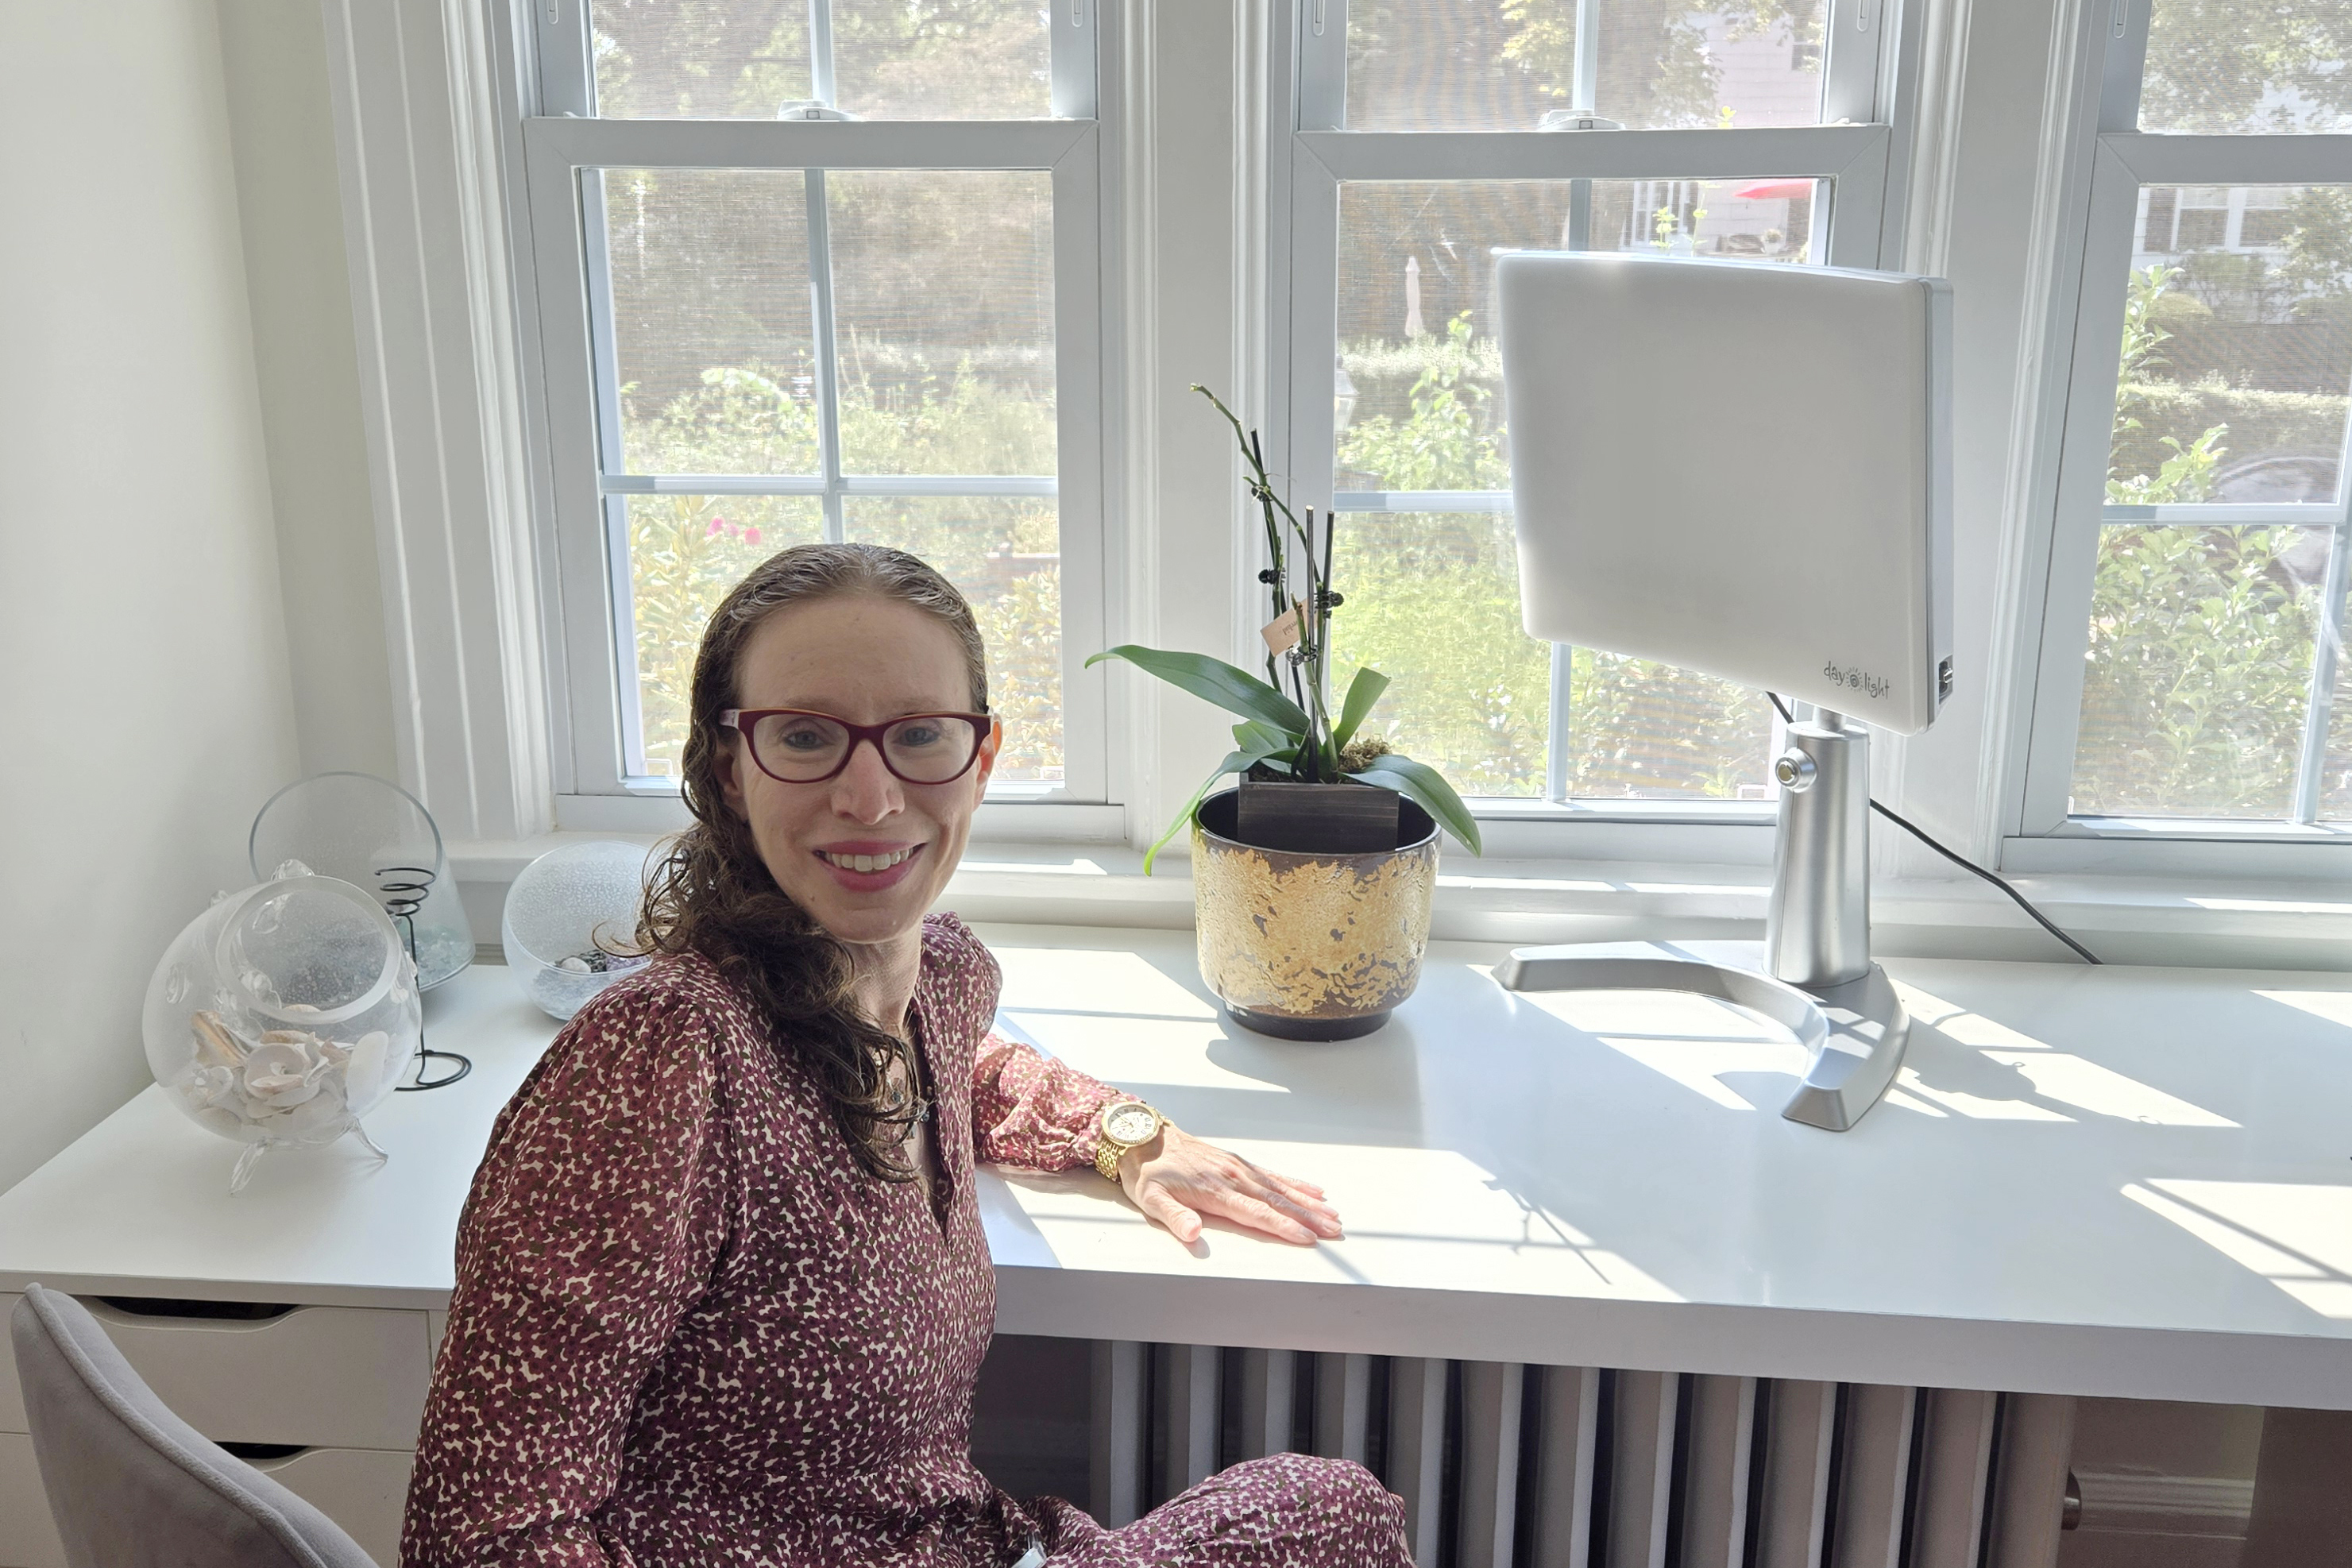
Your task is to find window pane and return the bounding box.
[832,0,1051,121]
[1325,510,1778,801]
[2322,562,2352,821]
[2072,524,2326,819]
[1329,510,1553,797]
[626,495,828,778]
[1345,0,1828,131]
[589,0,1050,120]
[828,170,1056,476]
[1335,177,1817,489]
[2110,185,2352,505]
[843,496,1063,783]
[1330,177,1798,804]
[1564,652,1777,799]
[590,1,812,118]
[2139,0,2352,134]
[602,168,820,477]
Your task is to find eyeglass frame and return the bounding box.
[719,707,998,786]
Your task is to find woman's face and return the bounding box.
[719,593,997,948]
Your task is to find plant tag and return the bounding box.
[1260,601,1303,655]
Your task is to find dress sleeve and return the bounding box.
[400,979,731,1567]
[971,1030,1131,1172]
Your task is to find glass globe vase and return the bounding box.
[143,874,423,1193]
[502,840,654,1021]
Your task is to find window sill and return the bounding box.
[447,834,2352,972]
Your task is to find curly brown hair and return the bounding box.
[635,543,989,1181]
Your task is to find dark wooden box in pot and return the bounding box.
[1191,786,1439,1041]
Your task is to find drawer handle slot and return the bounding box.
[218,1442,308,1462]
[95,1296,299,1322]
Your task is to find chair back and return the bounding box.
[8,1284,378,1568]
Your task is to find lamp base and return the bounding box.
[1494,940,1910,1131]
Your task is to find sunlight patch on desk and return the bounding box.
[994,1143,1682,1303]
[992,947,1218,1021]
[1514,988,1809,1111]
[2125,1181,2352,1319]
[1983,1053,2236,1127]
[1000,1014,1292,1092]
[2255,991,2352,1030]
[1893,1068,2073,1122]
[1891,985,2056,1052]
[1597,1034,1812,1110]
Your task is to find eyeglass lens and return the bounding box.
[748,713,981,782]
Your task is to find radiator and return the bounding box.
[1087,1346,2076,1568]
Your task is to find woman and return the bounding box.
[403,544,1412,1566]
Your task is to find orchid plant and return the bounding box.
[1088,387,1483,869]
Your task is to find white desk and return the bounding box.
[2,928,2350,1410]
[8,929,2352,1568]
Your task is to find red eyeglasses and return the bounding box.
[720,709,994,785]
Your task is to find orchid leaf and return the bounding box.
[1331,666,1390,753]
[1233,718,1300,753]
[1144,746,1281,875]
[1346,754,1484,855]
[1087,645,1311,734]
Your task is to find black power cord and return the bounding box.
[1764,693,2101,965]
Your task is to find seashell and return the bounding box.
[558,956,592,973]
[346,1031,389,1102]
[260,1029,322,1046]
[190,1012,250,1067]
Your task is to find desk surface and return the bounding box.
[4,926,2349,1408]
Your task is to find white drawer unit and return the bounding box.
[60,1298,431,1451]
[0,1292,430,1566]
[0,1431,63,1568]
[250,1446,415,1566]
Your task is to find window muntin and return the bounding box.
[588,0,1053,122]
[1342,0,1831,132]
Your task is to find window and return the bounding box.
[523,0,1110,807]
[2019,0,2352,837]
[1272,0,1913,820]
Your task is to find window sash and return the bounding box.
[2018,109,2352,835]
[1273,0,1903,816]
[518,79,1112,802]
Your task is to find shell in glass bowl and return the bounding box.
[143,873,422,1191]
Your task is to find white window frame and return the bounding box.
[519,0,1120,832]
[1263,0,1925,842]
[2010,2,2352,862]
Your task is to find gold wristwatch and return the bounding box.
[1094,1099,1165,1182]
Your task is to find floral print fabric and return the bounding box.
[402,914,1407,1568]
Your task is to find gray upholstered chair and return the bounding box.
[10,1283,380,1568]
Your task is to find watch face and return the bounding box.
[1104,1103,1159,1145]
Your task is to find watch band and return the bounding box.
[1094,1100,1163,1182]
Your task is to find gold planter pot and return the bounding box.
[1190,788,1440,1040]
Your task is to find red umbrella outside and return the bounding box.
[1730,179,1815,202]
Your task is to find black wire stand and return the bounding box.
[378,865,473,1091]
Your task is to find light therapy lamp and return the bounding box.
[1493,253,1953,1132]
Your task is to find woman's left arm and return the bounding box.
[972,1032,1342,1246]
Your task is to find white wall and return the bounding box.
[0,0,301,1191]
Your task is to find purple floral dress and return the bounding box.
[401,914,1409,1567]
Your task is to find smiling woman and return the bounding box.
[400,542,1405,1567]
